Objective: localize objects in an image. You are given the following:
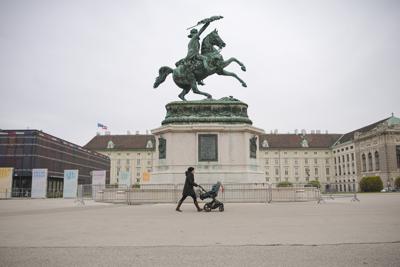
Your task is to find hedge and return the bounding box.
[359,176,383,192]
[306,180,321,188]
[277,181,293,187]
[395,177,400,189]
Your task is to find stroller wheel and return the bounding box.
[204,203,212,212]
[219,204,224,212]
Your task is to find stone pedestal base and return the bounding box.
[150,123,265,184]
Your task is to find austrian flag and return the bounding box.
[97,123,108,130]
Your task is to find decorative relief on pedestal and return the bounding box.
[250,135,257,158]
[162,98,252,125]
[158,137,166,159]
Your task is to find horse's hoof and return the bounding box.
[241,66,246,72]
[242,83,247,87]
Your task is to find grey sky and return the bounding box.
[0,0,399,146]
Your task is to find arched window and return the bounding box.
[362,154,366,172]
[368,152,373,171]
[374,151,380,171]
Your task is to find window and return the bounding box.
[275,159,278,165]
[362,154,366,172]
[326,167,330,175]
[346,154,349,162]
[294,167,299,176]
[294,159,298,164]
[338,157,340,163]
[374,151,380,171]
[284,158,288,164]
[126,159,130,165]
[314,152,317,155]
[368,152,373,171]
[265,159,269,165]
[326,159,329,164]
[314,167,318,176]
[339,165,341,176]
[351,153,354,161]
[314,158,318,164]
[137,159,141,165]
[275,168,279,176]
[305,158,308,164]
[117,159,121,165]
[284,168,288,176]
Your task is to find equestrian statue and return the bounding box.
[153,16,247,101]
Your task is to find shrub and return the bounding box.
[307,180,321,188]
[359,176,383,192]
[132,183,141,189]
[395,177,400,189]
[277,181,293,187]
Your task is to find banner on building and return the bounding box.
[143,171,150,182]
[31,169,48,198]
[63,170,79,198]
[118,170,131,186]
[92,170,106,185]
[0,168,13,198]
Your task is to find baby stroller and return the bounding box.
[198,182,224,212]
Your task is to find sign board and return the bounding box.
[143,171,150,182]
[92,170,106,185]
[31,169,48,198]
[0,168,13,198]
[63,170,79,198]
[118,170,131,186]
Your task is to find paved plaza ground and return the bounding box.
[0,193,399,266]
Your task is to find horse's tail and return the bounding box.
[153,66,173,88]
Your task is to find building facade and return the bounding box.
[85,115,400,191]
[84,134,155,185]
[0,130,110,197]
[258,134,340,186]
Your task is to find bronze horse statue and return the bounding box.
[153,29,247,101]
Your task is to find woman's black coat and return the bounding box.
[182,171,198,196]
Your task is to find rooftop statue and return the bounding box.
[153,16,247,101]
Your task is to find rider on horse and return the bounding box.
[176,16,223,85]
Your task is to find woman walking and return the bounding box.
[176,167,202,212]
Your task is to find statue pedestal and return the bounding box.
[149,98,265,184]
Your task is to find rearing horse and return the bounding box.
[153,30,247,101]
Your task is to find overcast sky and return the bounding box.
[0,0,399,146]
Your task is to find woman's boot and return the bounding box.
[194,200,203,212]
[176,200,183,212]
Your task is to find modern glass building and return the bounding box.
[0,130,110,197]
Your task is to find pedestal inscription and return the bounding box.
[198,134,218,161]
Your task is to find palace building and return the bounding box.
[84,115,400,191]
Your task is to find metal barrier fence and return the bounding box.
[76,183,321,205]
[317,182,359,203]
[0,188,31,199]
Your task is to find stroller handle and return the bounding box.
[198,185,206,192]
